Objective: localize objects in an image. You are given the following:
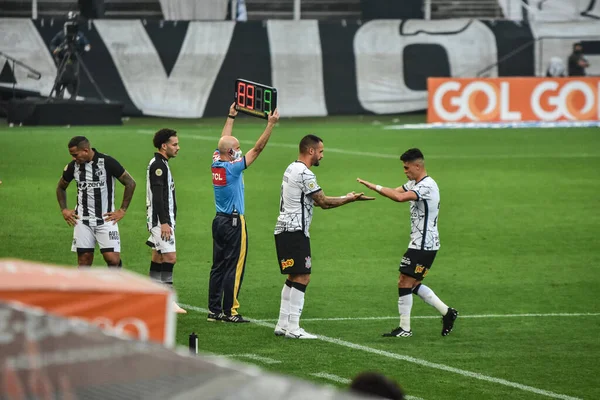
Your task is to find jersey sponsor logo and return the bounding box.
[78,181,106,189]
[401,256,411,266]
[305,256,312,269]
[212,167,227,186]
[109,231,119,241]
[415,265,425,274]
[280,259,294,270]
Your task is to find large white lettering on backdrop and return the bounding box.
[354,20,498,114]
[0,19,57,96]
[266,20,328,117]
[94,20,234,118]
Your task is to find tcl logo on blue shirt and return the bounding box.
[212,167,226,186]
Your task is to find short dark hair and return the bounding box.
[68,136,89,149]
[400,148,424,163]
[349,372,405,400]
[153,129,177,149]
[299,134,323,154]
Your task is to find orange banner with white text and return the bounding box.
[0,259,175,346]
[428,77,600,123]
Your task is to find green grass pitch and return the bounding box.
[1,114,599,399]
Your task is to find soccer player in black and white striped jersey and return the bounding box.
[57,136,136,268]
[145,129,186,314]
[357,148,458,338]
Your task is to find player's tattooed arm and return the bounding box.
[57,177,78,226]
[117,171,136,212]
[310,190,374,209]
[104,171,136,224]
[56,177,70,210]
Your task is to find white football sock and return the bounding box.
[277,283,291,328]
[398,294,413,331]
[288,287,305,332]
[416,284,449,315]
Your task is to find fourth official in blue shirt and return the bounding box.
[207,103,279,323]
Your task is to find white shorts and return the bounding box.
[146,225,176,254]
[71,221,121,253]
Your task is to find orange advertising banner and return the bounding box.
[0,259,175,346]
[427,77,600,123]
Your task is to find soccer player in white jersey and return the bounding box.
[57,136,136,268]
[274,134,374,339]
[357,148,458,337]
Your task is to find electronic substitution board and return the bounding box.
[234,79,277,119]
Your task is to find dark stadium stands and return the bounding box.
[0,0,362,20]
[245,0,361,20]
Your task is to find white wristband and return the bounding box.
[375,185,382,192]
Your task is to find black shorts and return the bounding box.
[274,231,312,275]
[399,248,438,280]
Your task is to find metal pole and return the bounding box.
[293,0,301,20]
[424,0,431,20]
[231,0,237,21]
[32,0,38,19]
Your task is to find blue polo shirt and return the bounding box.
[211,150,246,215]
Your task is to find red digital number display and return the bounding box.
[237,81,255,110]
[235,79,277,119]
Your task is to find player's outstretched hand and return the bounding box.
[356,194,376,201]
[61,209,79,227]
[229,102,238,117]
[267,108,280,126]
[356,178,377,192]
[103,209,126,224]
[346,191,375,201]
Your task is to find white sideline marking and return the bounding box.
[136,130,599,160]
[311,373,425,400]
[180,304,581,400]
[226,354,281,364]
[311,372,350,384]
[258,312,600,323]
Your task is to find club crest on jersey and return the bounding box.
[280,259,294,270]
[305,256,312,269]
[155,169,163,176]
